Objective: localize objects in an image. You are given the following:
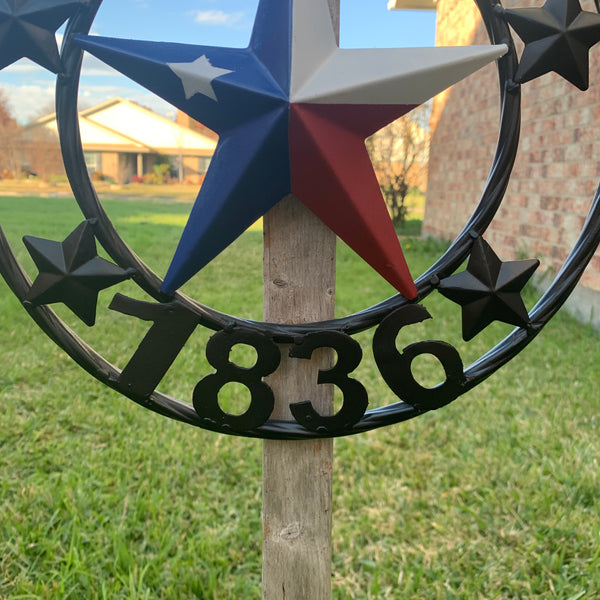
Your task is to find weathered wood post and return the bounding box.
[262,3,339,597]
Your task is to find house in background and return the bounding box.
[31,98,217,184]
[391,0,600,326]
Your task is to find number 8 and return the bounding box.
[193,329,281,431]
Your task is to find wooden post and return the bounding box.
[262,6,339,599]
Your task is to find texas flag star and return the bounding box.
[76,0,507,299]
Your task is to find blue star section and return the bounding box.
[0,0,82,73]
[76,38,287,131]
[76,34,291,294]
[249,0,292,94]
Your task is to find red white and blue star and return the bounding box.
[76,0,507,299]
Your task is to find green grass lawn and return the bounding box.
[0,195,599,599]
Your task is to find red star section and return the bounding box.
[290,103,419,298]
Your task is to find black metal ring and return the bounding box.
[2,0,600,439]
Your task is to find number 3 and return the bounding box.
[289,332,368,434]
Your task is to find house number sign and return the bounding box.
[1,0,600,439]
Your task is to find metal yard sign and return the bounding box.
[1,0,599,439]
[4,0,600,596]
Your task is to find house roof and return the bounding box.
[33,97,217,156]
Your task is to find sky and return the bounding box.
[0,0,437,123]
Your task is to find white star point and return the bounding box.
[291,44,509,105]
[168,55,233,101]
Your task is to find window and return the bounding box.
[83,151,102,174]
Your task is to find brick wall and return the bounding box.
[424,0,600,321]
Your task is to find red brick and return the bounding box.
[426,0,600,296]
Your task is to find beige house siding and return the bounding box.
[30,98,217,184]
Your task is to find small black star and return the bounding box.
[0,0,82,73]
[437,237,539,341]
[505,0,600,90]
[23,221,134,326]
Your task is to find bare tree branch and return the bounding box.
[367,104,430,226]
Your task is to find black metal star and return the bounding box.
[23,221,134,326]
[0,0,82,73]
[505,0,600,90]
[437,237,539,341]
